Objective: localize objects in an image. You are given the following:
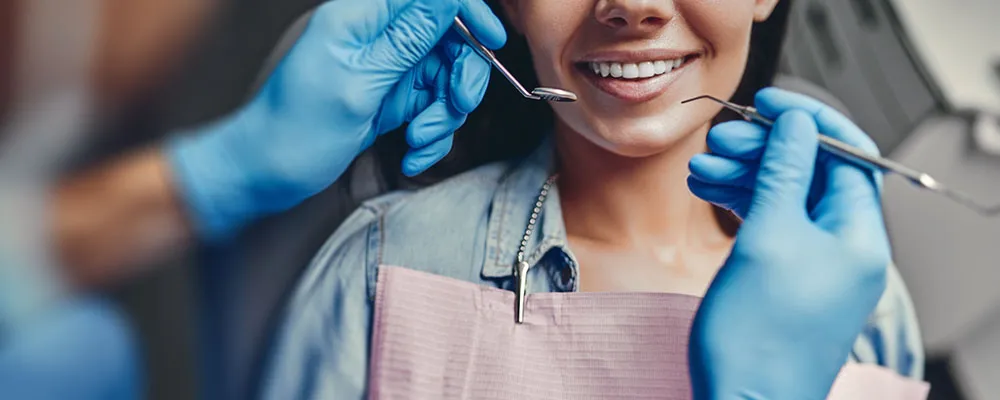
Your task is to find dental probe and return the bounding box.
[683,95,1000,216]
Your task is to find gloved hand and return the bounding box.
[0,298,140,400]
[167,0,506,240]
[686,88,890,400]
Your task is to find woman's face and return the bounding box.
[501,0,780,157]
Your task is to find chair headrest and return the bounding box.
[773,74,853,119]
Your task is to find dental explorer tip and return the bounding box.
[681,95,715,104]
[916,174,941,191]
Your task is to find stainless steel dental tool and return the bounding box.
[682,95,1000,216]
[452,17,577,102]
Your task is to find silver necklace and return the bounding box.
[514,174,558,324]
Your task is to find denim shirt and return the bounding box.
[260,141,925,399]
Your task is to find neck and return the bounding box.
[555,120,728,250]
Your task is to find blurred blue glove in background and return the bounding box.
[0,298,140,400]
[168,0,506,240]
[687,88,890,399]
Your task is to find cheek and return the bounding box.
[692,3,756,113]
[680,0,757,60]
[518,0,587,84]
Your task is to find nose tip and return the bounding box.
[596,0,672,32]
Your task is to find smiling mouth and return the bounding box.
[573,54,700,103]
[581,55,693,80]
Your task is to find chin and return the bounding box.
[553,105,706,157]
[553,91,722,160]
[581,123,702,158]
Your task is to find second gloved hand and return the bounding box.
[167,0,506,240]
[686,88,891,400]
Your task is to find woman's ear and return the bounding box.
[753,0,781,22]
[497,0,524,34]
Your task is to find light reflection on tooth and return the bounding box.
[592,62,600,75]
[610,63,623,78]
[654,60,667,74]
[638,62,655,78]
[600,63,610,77]
[622,63,639,79]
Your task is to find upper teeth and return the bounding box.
[590,58,685,79]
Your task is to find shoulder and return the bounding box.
[315,161,513,297]
[851,261,925,379]
[262,163,513,398]
[260,193,383,399]
[378,161,509,237]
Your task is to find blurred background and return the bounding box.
[4,0,1000,399]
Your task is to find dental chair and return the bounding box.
[782,2,1000,400]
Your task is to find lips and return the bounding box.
[574,50,700,103]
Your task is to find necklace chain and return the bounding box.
[516,174,558,264]
[514,174,558,323]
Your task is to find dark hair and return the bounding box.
[371,1,792,190]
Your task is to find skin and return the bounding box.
[57,0,218,286]
[500,0,779,295]
[93,0,216,106]
[1,0,216,287]
[0,0,15,122]
[54,150,190,286]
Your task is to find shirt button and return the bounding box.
[559,266,574,289]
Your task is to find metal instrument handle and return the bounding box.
[452,17,537,99]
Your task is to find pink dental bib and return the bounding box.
[368,266,929,400]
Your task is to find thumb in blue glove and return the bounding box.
[687,88,890,400]
[167,0,507,240]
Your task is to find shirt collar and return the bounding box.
[482,137,572,279]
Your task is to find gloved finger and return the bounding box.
[411,46,449,121]
[755,88,885,234]
[809,151,885,237]
[406,48,468,147]
[380,42,458,132]
[406,96,467,150]
[458,0,508,49]
[363,0,463,72]
[706,121,768,161]
[749,109,819,216]
[377,43,467,144]
[370,51,443,136]
[446,41,492,115]
[687,176,751,219]
[754,87,879,156]
[688,154,757,189]
[402,134,455,177]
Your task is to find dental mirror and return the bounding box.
[530,87,578,102]
[453,17,577,103]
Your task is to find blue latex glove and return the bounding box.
[0,298,140,400]
[167,0,506,240]
[686,88,890,400]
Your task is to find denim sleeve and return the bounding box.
[260,206,379,400]
[850,262,925,379]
